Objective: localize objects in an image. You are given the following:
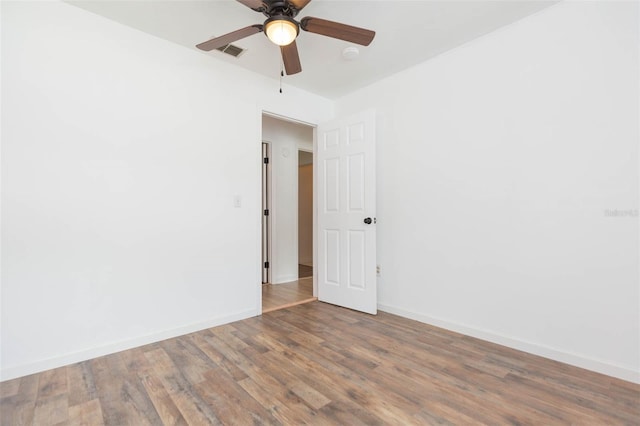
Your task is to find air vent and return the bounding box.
[216,44,245,58]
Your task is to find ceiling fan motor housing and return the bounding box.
[263,1,301,18]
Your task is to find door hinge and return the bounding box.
[264,209,269,216]
[264,261,270,268]
[264,157,269,164]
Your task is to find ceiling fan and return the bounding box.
[196,0,376,75]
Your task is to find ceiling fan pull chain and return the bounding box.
[279,64,284,94]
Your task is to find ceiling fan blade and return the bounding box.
[288,0,312,12]
[196,25,263,51]
[300,17,375,46]
[236,0,266,11]
[281,40,302,75]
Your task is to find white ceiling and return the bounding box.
[68,0,557,99]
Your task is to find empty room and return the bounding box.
[1,0,639,424]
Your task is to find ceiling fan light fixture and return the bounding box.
[264,16,299,46]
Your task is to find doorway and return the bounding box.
[261,114,317,313]
[259,109,377,315]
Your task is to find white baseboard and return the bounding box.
[272,274,299,284]
[0,309,256,382]
[378,303,640,385]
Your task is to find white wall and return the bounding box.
[0,0,332,380]
[2,0,637,385]
[262,115,313,283]
[337,1,639,382]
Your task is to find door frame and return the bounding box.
[261,141,272,284]
[258,110,318,314]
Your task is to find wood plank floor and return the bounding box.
[262,278,315,313]
[1,302,638,425]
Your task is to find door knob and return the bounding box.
[364,217,373,224]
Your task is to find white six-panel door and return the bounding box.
[317,110,377,314]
